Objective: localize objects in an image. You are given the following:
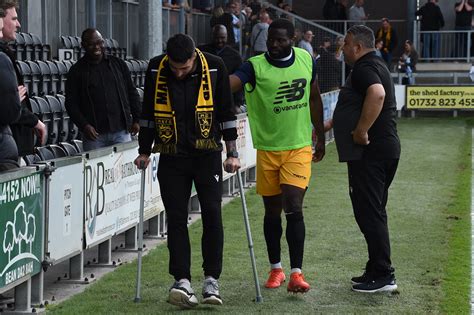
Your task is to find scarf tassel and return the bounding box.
[195,139,218,150]
[152,143,177,154]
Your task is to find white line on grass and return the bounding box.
[471,128,474,314]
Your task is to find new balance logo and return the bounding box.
[274,78,307,105]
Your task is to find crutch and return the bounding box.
[134,160,146,303]
[236,169,263,303]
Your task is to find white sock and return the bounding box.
[178,278,190,284]
[271,262,282,269]
[205,276,216,281]
[290,268,302,274]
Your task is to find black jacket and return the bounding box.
[138,52,237,157]
[65,55,141,132]
[0,42,39,156]
[198,44,244,107]
[0,52,21,166]
[415,2,445,31]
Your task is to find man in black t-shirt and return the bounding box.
[333,25,400,293]
[454,0,473,58]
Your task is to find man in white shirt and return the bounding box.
[298,30,315,57]
[348,0,368,25]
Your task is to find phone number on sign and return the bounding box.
[409,98,474,107]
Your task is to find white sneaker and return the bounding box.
[202,277,223,305]
[168,280,199,308]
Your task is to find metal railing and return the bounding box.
[162,7,212,51]
[261,3,346,93]
[391,72,473,85]
[310,19,407,38]
[413,21,473,62]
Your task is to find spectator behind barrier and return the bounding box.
[415,0,444,59]
[0,0,47,159]
[65,28,141,152]
[348,0,369,25]
[250,11,271,56]
[198,24,244,114]
[298,30,316,58]
[398,40,418,85]
[454,0,473,59]
[375,18,398,67]
[210,5,236,48]
[0,7,21,172]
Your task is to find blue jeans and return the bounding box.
[82,129,132,152]
[454,26,471,58]
[422,33,440,59]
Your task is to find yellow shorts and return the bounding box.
[256,146,312,196]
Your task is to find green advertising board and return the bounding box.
[0,171,43,289]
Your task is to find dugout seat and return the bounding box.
[36,60,51,96]
[59,142,79,156]
[45,95,63,145]
[36,146,55,161]
[26,61,41,96]
[17,61,32,93]
[46,61,60,95]
[71,139,83,153]
[47,144,67,158]
[22,33,34,61]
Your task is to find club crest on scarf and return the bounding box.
[153,48,218,153]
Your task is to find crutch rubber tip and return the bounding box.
[134,297,141,303]
[256,296,263,303]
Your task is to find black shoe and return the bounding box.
[351,275,397,293]
[351,272,371,285]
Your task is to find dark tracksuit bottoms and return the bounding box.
[157,151,223,281]
[347,158,399,278]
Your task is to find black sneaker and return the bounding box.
[351,275,397,293]
[351,272,371,285]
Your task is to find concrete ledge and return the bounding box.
[417,62,472,72]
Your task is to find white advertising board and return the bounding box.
[48,160,84,261]
[222,115,256,179]
[142,153,165,221]
[84,149,141,247]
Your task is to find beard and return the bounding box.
[268,46,292,59]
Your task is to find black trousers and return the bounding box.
[347,158,399,278]
[157,152,223,281]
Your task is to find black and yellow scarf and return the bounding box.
[152,48,217,153]
[377,26,392,53]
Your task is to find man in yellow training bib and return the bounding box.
[230,18,325,293]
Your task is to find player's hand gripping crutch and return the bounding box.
[134,160,146,302]
[236,169,263,303]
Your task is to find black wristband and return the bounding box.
[226,151,239,158]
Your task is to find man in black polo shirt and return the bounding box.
[333,25,400,293]
[66,28,141,151]
[199,24,244,114]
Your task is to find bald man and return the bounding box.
[65,28,141,151]
[199,24,244,113]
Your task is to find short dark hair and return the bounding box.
[0,8,4,17]
[166,34,196,63]
[81,28,99,42]
[347,25,375,49]
[0,0,18,12]
[268,18,295,39]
